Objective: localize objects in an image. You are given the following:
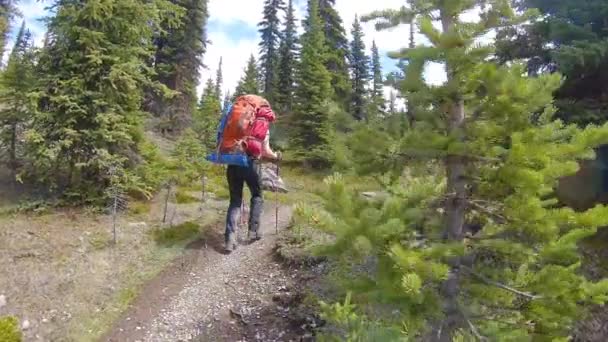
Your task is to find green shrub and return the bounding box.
[0,316,21,342]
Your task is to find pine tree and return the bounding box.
[292,0,332,165]
[149,0,209,135]
[27,0,183,202]
[214,57,223,100]
[234,54,261,97]
[313,0,350,108]
[276,0,298,113]
[370,41,386,117]
[0,21,35,179]
[348,15,369,121]
[258,0,284,103]
[315,1,608,340]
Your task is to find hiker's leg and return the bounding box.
[226,165,244,247]
[245,161,263,235]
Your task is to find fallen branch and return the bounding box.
[462,265,542,300]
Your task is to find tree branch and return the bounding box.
[467,199,509,224]
[462,265,542,300]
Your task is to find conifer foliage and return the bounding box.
[148,0,209,135]
[0,21,35,179]
[312,0,608,340]
[234,54,261,97]
[195,78,221,149]
[214,57,223,100]
[348,16,369,122]
[370,41,385,118]
[292,0,332,165]
[317,0,350,108]
[25,0,182,202]
[276,0,298,113]
[0,0,19,62]
[258,0,284,103]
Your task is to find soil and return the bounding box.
[102,205,322,342]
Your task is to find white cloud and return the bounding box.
[198,30,259,99]
[208,0,265,26]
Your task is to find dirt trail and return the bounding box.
[103,205,309,342]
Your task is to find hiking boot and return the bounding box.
[225,233,237,253]
[248,230,262,242]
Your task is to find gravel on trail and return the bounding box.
[103,205,314,342]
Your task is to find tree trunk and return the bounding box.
[406,17,416,131]
[431,10,467,342]
[9,122,16,179]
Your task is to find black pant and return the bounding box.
[225,162,263,241]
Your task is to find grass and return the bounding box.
[67,245,186,342]
[68,213,220,341]
[88,230,113,250]
[152,221,202,246]
[128,201,151,216]
[174,189,199,204]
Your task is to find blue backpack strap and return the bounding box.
[216,103,233,147]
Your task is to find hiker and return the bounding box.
[207,94,282,252]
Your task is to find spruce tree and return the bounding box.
[348,15,369,121]
[276,0,298,113]
[313,1,608,340]
[313,0,350,108]
[149,0,209,135]
[194,78,221,148]
[214,57,223,100]
[258,0,284,103]
[370,41,386,117]
[292,0,332,165]
[363,0,417,132]
[27,0,182,202]
[0,21,35,179]
[496,0,608,126]
[234,54,261,96]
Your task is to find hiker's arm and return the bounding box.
[261,132,278,160]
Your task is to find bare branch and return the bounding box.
[462,265,542,300]
[466,316,487,341]
[466,200,509,223]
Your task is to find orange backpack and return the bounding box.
[207,95,274,166]
[219,95,269,153]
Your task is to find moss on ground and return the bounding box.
[0,316,21,342]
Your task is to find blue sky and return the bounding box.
[13,0,454,103]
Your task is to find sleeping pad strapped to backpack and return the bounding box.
[206,94,276,167]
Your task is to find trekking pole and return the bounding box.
[275,161,280,234]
